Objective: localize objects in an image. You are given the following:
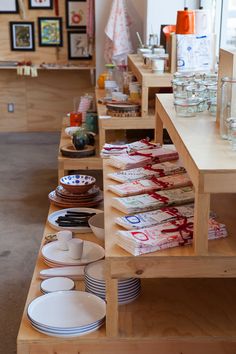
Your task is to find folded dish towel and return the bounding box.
[104,0,133,64]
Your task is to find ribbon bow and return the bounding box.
[151,176,171,189]
[144,164,165,176]
[160,206,182,217]
[130,151,153,157]
[149,192,169,204]
[161,217,193,245]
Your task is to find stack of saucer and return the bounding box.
[85,260,141,305]
[48,174,103,208]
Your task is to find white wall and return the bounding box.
[95,0,147,78]
[146,0,199,44]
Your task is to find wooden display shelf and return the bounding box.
[103,160,236,279]
[58,117,102,181]
[128,54,172,117]
[155,94,236,255]
[96,88,155,151]
[17,205,236,354]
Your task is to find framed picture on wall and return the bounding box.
[10,22,35,51]
[66,0,87,30]
[28,0,53,10]
[38,17,63,47]
[0,0,19,13]
[67,31,92,60]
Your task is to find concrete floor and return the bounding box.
[0,132,59,354]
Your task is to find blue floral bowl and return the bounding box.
[60,174,96,194]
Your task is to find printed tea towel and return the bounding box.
[104,0,133,64]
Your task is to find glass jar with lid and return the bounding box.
[220,77,236,139]
[186,84,207,99]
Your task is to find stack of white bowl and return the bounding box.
[85,260,141,305]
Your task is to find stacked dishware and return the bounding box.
[85,260,141,305]
[40,277,75,294]
[41,240,105,267]
[27,291,106,337]
[48,174,103,208]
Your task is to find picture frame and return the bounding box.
[38,17,63,47]
[0,0,19,13]
[66,0,87,30]
[67,30,92,60]
[10,22,35,51]
[28,0,53,10]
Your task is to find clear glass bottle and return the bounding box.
[220,77,236,139]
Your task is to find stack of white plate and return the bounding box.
[40,277,75,294]
[41,240,105,267]
[27,291,106,337]
[85,260,141,305]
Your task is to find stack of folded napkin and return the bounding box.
[116,217,228,256]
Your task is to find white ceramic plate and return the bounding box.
[31,322,104,338]
[40,266,85,280]
[40,277,75,293]
[41,240,105,266]
[48,207,103,232]
[85,280,141,294]
[27,291,106,329]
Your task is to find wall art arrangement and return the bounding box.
[38,17,63,47]
[5,0,93,60]
[0,0,19,13]
[10,22,35,51]
[28,0,53,10]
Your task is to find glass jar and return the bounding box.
[220,77,236,140]
[186,84,207,99]
[174,98,200,117]
[173,72,195,82]
[208,98,217,116]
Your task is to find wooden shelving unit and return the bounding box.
[128,54,172,117]
[103,92,236,348]
[17,94,236,353]
[96,88,155,151]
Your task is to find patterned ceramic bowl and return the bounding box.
[60,175,96,194]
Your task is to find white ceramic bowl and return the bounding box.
[60,174,96,194]
[88,213,104,241]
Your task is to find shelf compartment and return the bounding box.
[104,160,236,278]
[118,278,236,339]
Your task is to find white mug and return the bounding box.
[151,58,165,73]
[57,230,73,251]
[68,239,84,260]
[195,9,211,34]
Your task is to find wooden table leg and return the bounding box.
[155,98,164,144]
[193,191,210,255]
[99,127,106,152]
[141,87,149,117]
[106,276,119,337]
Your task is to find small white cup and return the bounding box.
[57,230,73,251]
[151,58,165,73]
[68,239,84,260]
